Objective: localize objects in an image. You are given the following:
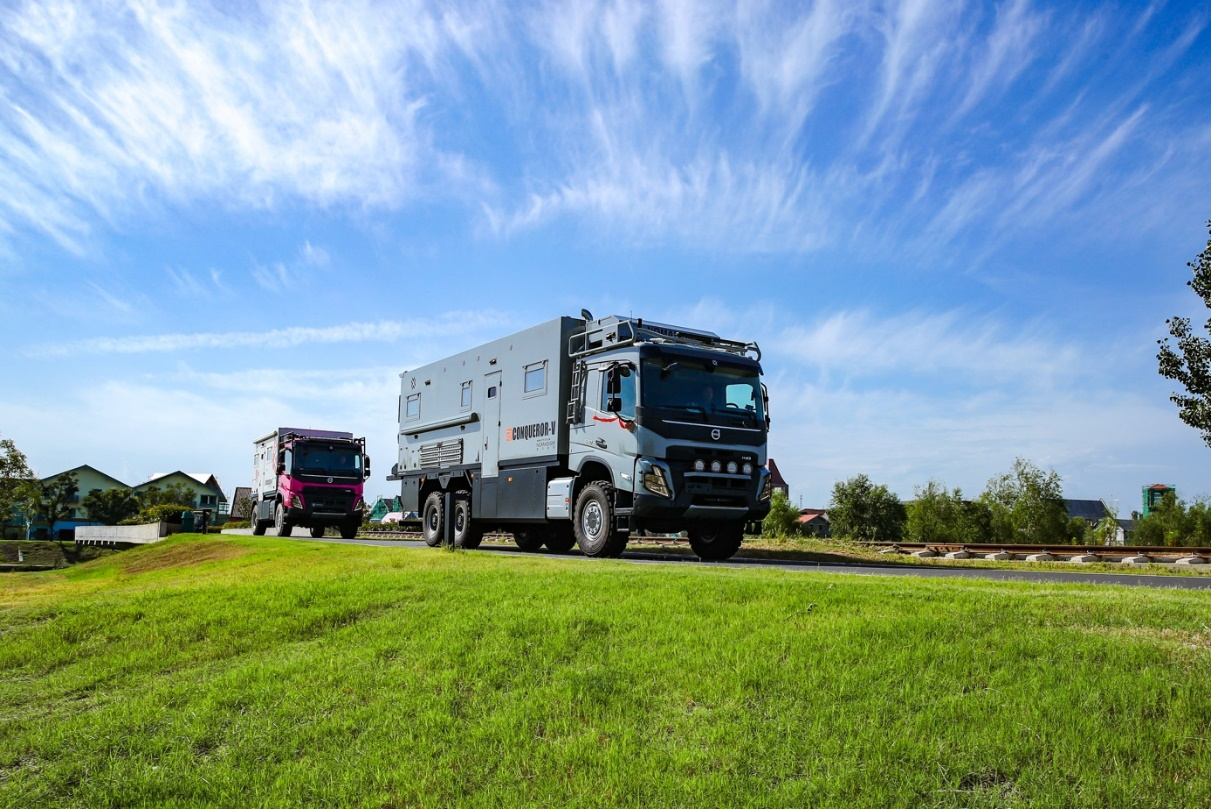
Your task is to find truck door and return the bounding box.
[583,363,638,492]
[483,371,502,477]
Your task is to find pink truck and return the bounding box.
[249,427,369,539]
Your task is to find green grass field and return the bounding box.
[2,534,1210,808]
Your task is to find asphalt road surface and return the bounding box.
[224,529,1211,590]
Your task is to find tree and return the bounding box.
[761,489,802,538]
[81,487,140,525]
[20,471,79,540]
[978,458,1067,544]
[828,474,905,542]
[137,482,196,509]
[1132,491,1192,547]
[0,434,35,532]
[905,481,993,544]
[1158,220,1211,446]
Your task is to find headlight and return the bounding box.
[726,461,738,474]
[693,459,706,472]
[710,460,722,473]
[642,465,672,498]
[291,494,304,509]
[760,474,772,501]
[743,462,753,475]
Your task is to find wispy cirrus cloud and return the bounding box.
[26,311,513,357]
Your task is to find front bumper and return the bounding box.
[632,458,770,524]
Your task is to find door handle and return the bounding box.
[595,438,608,449]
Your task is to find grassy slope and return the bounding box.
[2,535,1210,808]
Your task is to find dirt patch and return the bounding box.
[122,540,251,575]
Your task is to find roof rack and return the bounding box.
[568,315,761,361]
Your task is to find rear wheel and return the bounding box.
[574,482,627,558]
[310,526,325,538]
[251,502,267,536]
[452,493,483,549]
[274,502,292,537]
[422,492,444,547]
[544,524,577,553]
[512,526,546,552]
[688,521,745,560]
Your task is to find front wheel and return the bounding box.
[340,522,359,540]
[274,502,292,537]
[687,521,744,560]
[310,526,325,539]
[574,482,626,558]
[422,492,444,547]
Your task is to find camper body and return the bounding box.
[390,315,771,559]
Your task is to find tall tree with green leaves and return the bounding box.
[761,489,802,538]
[828,474,905,542]
[0,433,35,529]
[81,487,140,525]
[137,482,197,509]
[21,470,80,539]
[1158,220,1211,446]
[979,458,1068,544]
[906,481,989,543]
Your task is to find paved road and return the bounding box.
[224,529,1211,590]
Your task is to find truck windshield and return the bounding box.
[293,446,362,477]
[641,358,764,425]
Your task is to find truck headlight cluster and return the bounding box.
[291,494,304,509]
[759,473,773,501]
[643,465,672,498]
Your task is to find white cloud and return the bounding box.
[26,311,514,357]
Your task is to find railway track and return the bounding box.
[867,541,1211,565]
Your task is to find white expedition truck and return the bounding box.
[387,315,772,559]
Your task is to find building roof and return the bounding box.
[231,486,251,505]
[767,458,788,491]
[40,464,130,488]
[139,471,226,501]
[1064,499,1108,521]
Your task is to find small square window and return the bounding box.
[488,386,498,399]
[523,361,547,396]
[405,393,421,420]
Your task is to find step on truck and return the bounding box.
[387,314,772,559]
[250,428,370,539]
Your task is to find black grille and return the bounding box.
[303,486,356,513]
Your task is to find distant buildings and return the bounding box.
[8,466,228,540]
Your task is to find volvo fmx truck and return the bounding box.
[388,315,772,560]
[251,427,370,539]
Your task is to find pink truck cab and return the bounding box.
[250,427,369,539]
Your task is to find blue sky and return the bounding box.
[2,0,1209,516]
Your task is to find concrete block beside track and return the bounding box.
[1069,553,1103,564]
[1176,555,1208,565]
[983,551,1015,561]
[1025,552,1056,562]
[1121,553,1153,565]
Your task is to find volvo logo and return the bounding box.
[327,477,333,483]
[710,429,721,441]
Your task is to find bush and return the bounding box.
[119,504,196,525]
[761,490,802,538]
[223,520,250,529]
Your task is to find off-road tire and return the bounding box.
[251,504,267,536]
[274,502,292,537]
[422,492,444,547]
[574,482,627,558]
[512,525,546,552]
[688,521,745,560]
[310,526,325,538]
[453,492,483,549]
[340,522,359,540]
[544,524,577,553]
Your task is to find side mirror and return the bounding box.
[364,456,371,479]
[276,462,286,475]
[607,396,622,413]
[606,368,621,395]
